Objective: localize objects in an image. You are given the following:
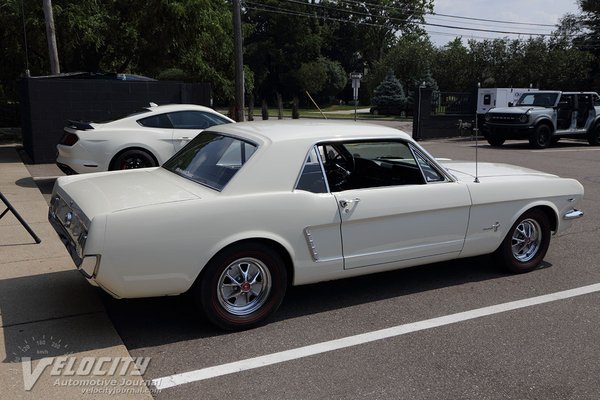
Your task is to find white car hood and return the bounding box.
[440,161,557,182]
[56,168,201,216]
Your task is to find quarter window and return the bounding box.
[137,113,173,128]
[296,147,327,193]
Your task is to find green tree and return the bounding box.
[0,0,239,103]
[371,70,406,110]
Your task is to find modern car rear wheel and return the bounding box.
[587,123,600,146]
[111,149,157,170]
[496,209,551,273]
[196,243,287,330]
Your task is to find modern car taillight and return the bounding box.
[60,132,79,146]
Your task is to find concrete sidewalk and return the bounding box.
[0,145,154,399]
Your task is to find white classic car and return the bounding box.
[56,103,234,175]
[49,120,584,330]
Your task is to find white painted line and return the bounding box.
[151,283,600,391]
[531,148,600,153]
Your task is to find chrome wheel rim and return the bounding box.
[217,257,272,316]
[511,218,542,262]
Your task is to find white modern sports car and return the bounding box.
[49,120,584,330]
[56,103,234,174]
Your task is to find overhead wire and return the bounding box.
[246,0,565,38]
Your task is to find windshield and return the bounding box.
[516,93,559,107]
[163,132,257,191]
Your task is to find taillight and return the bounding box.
[60,133,79,146]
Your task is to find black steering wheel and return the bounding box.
[325,145,355,190]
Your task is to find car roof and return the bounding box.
[143,104,222,114]
[207,120,411,144]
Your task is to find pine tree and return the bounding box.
[372,70,406,111]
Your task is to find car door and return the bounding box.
[319,140,472,270]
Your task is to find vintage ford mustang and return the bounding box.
[49,120,584,330]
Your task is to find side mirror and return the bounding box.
[508,102,513,107]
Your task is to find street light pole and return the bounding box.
[233,0,245,122]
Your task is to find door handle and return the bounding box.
[339,198,360,208]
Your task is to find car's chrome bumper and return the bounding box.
[563,209,584,220]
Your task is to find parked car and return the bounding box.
[369,104,414,117]
[56,104,234,174]
[483,91,600,148]
[49,120,584,330]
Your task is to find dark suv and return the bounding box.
[484,91,600,148]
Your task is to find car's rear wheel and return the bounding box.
[111,149,157,170]
[496,209,551,273]
[196,243,287,330]
[587,123,600,146]
[529,124,553,149]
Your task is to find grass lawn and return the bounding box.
[216,105,410,121]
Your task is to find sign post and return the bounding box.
[350,72,362,121]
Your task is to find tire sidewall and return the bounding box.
[198,243,287,330]
[499,209,551,273]
[588,123,600,146]
[487,133,505,147]
[530,124,552,149]
[112,149,157,170]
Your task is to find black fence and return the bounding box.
[413,88,477,140]
[20,77,212,163]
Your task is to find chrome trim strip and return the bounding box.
[303,227,320,261]
[563,209,584,220]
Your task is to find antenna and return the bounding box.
[474,82,480,183]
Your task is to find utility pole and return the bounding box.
[233,0,244,121]
[42,0,60,74]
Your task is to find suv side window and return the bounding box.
[594,94,600,107]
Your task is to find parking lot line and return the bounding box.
[531,148,600,152]
[151,283,600,391]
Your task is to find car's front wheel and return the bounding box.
[486,134,505,147]
[529,124,553,149]
[496,209,551,273]
[196,243,287,330]
[111,149,157,170]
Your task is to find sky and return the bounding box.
[425,0,581,47]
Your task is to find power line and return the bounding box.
[249,0,563,37]
[333,0,558,27]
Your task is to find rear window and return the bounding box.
[163,132,256,191]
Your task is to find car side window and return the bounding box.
[137,113,173,128]
[168,111,227,129]
[296,147,328,193]
[316,140,449,192]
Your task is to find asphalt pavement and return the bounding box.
[0,143,153,399]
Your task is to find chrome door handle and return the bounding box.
[339,198,361,208]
